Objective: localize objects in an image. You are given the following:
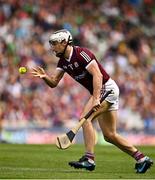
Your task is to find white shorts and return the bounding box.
[102,78,119,111]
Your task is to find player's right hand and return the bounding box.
[92,98,101,112]
[31,66,47,79]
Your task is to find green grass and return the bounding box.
[0,144,154,179]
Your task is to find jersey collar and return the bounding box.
[65,46,73,62]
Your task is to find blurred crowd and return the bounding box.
[0,0,155,133]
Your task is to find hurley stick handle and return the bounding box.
[71,90,113,134]
[85,90,113,119]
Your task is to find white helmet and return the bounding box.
[49,29,73,44]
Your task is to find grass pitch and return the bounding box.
[0,144,154,179]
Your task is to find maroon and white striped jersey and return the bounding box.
[57,46,110,94]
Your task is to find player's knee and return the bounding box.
[82,120,92,130]
[104,132,116,143]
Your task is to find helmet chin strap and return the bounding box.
[56,35,70,58]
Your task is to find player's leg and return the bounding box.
[81,96,95,154]
[68,96,114,171]
[68,90,117,171]
[69,96,96,171]
[98,110,137,154]
[98,108,153,173]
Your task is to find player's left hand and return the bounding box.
[31,66,47,79]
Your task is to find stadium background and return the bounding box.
[0,0,155,145]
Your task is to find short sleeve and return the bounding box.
[79,48,96,69]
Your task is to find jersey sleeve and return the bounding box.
[79,48,97,69]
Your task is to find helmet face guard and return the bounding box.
[56,35,71,58]
[49,29,73,58]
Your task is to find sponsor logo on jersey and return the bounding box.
[74,71,87,80]
[63,62,79,70]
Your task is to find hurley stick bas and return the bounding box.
[55,90,113,150]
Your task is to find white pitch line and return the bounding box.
[0,166,74,172]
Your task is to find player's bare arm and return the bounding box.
[86,60,103,110]
[31,66,64,88]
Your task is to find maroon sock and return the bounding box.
[132,150,145,161]
[85,152,95,161]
